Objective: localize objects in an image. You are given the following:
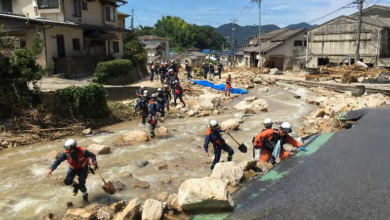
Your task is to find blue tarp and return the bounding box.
[191,80,249,94]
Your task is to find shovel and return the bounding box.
[227,133,247,153]
[95,170,116,195]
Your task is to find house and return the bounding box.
[185,47,206,65]
[306,5,390,68]
[238,28,307,70]
[0,0,130,78]
[139,35,169,61]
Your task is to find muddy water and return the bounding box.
[0,85,317,220]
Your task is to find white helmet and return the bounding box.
[164,84,168,88]
[209,120,219,128]
[168,69,173,72]
[264,118,273,124]
[64,139,77,151]
[174,80,178,83]
[151,94,157,98]
[141,85,145,89]
[281,122,292,133]
[158,88,162,92]
[143,90,148,95]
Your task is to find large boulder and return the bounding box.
[211,162,244,187]
[233,101,253,111]
[269,68,283,75]
[244,96,257,102]
[253,77,262,84]
[87,144,110,155]
[110,201,126,212]
[97,207,114,220]
[200,99,215,109]
[187,110,195,117]
[258,87,269,92]
[158,126,169,135]
[177,177,234,212]
[220,119,240,131]
[120,130,149,144]
[66,208,95,220]
[211,97,222,108]
[141,199,163,220]
[115,198,141,220]
[167,193,182,212]
[252,99,269,111]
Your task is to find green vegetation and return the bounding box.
[94,59,133,84]
[0,32,45,119]
[124,34,147,65]
[134,16,227,52]
[55,83,109,119]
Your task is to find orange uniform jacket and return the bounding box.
[226,77,232,86]
[254,129,301,149]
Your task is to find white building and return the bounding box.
[139,35,169,63]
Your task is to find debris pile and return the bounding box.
[312,65,385,83]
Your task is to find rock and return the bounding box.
[252,99,269,112]
[41,213,56,220]
[158,176,172,184]
[211,97,222,108]
[133,180,150,189]
[358,76,365,83]
[1,141,9,147]
[244,96,257,102]
[345,91,353,96]
[213,110,220,115]
[47,150,62,160]
[82,128,92,135]
[238,160,257,172]
[324,115,330,119]
[181,108,189,113]
[220,119,240,131]
[244,170,257,180]
[157,192,169,201]
[87,144,110,155]
[115,198,141,220]
[66,208,95,220]
[253,77,262,84]
[97,206,114,220]
[365,98,386,107]
[314,109,326,118]
[66,202,73,208]
[54,176,65,186]
[117,172,132,179]
[197,111,211,117]
[187,110,195,117]
[158,164,168,170]
[177,177,234,212]
[262,76,276,84]
[137,161,149,167]
[234,101,253,111]
[269,68,282,75]
[200,99,215,109]
[256,162,273,172]
[109,201,126,212]
[120,130,149,144]
[167,193,182,212]
[158,126,168,135]
[112,181,126,191]
[258,87,269,92]
[211,162,244,187]
[142,199,163,220]
[262,68,271,74]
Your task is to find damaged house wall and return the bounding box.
[306,16,382,68]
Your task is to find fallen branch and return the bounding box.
[16,125,84,133]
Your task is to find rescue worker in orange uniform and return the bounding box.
[204,120,234,170]
[225,74,232,97]
[47,139,98,203]
[254,122,306,164]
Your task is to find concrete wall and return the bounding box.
[307,17,381,68]
[141,40,170,60]
[44,26,84,60]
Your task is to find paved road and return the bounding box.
[226,107,390,219]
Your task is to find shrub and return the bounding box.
[94,59,133,84]
[55,83,109,119]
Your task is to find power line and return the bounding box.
[307,1,355,24]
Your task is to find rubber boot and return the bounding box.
[150,130,156,139]
[82,192,88,203]
[227,155,233,162]
[210,163,216,170]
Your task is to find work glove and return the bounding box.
[93,164,99,171]
[300,147,307,152]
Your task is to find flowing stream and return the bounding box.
[0,85,317,220]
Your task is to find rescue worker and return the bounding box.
[217,62,224,79]
[204,120,234,170]
[170,73,179,97]
[148,94,158,138]
[225,74,232,97]
[209,63,215,80]
[156,88,166,117]
[149,62,154,82]
[253,118,274,158]
[185,62,192,80]
[136,86,145,98]
[254,122,307,164]
[174,81,186,107]
[163,84,171,112]
[202,63,209,79]
[46,139,98,203]
[133,91,149,126]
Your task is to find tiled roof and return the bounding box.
[260,28,291,40]
[139,35,168,41]
[271,28,306,42]
[0,12,131,32]
[243,42,283,53]
[189,51,206,57]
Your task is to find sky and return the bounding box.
[118,0,390,29]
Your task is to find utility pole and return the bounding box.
[232,19,237,66]
[131,9,134,30]
[355,0,364,63]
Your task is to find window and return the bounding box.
[82,1,88,11]
[38,0,59,9]
[294,40,303,47]
[110,41,119,53]
[73,39,80,51]
[21,40,26,48]
[304,40,307,47]
[0,0,12,13]
[105,6,115,22]
[72,0,82,17]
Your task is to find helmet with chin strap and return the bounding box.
[64,139,77,151]
[281,122,292,133]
